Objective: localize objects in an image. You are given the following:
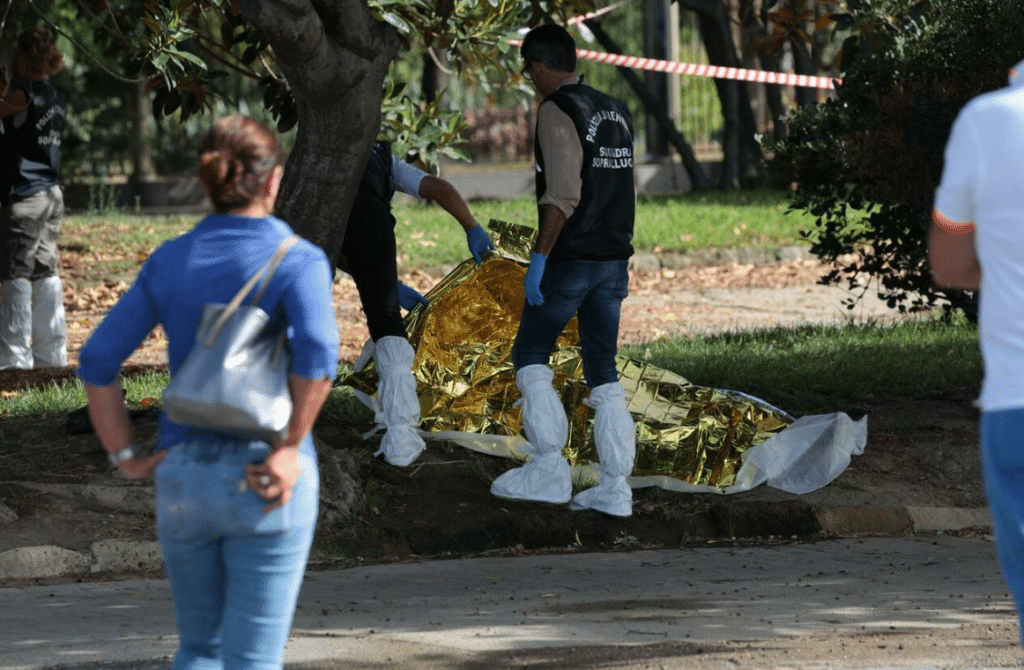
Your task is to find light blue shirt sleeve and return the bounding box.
[77,263,160,387]
[390,154,429,197]
[281,245,340,380]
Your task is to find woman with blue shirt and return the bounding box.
[78,115,339,670]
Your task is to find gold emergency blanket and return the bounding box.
[342,221,791,489]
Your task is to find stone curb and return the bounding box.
[0,504,991,583]
[0,539,162,582]
[815,505,992,536]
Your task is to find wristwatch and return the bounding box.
[108,444,137,468]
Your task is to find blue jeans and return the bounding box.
[512,258,629,388]
[980,408,1024,653]
[155,440,319,670]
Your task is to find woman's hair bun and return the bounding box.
[196,116,281,212]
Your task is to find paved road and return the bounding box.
[2,535,1018,670]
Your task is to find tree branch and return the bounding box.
[251,0,399,95]
[192,31,263,80]
[25,0,152,84]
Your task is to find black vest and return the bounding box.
[535,84,635,261]
[2,78,65,203]
[358,141,395,203]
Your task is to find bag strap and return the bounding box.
[250,235,300,306]
[203,234,301,347]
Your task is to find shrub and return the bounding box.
[769,0,1024,317]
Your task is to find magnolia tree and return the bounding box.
[19,0,591,269]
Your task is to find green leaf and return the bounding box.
[176,50,208,69]
[381,11,413,33]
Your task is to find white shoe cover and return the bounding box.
[570,382,636,517]
[489,365,572,503]
[491,452,572,503]
[515,364,568,455]
[377,425,425,467]
[372,336,426,467]
[583,382,635,477]
[31,276,67,368]
[570,477,633,517]
[0,278,32,370]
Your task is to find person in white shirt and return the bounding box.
[929,57,1024,658]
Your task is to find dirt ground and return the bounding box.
[0,259,987,565]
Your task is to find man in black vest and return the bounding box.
[0,27,68,370]
[490,24,637,517]
[339,140,493,467]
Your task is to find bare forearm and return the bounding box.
[83,381,134,455]
[928,223,981,290]
[418,175,479,231]
[278,375,333,449]
[535,204,566,255]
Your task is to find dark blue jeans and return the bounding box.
[512,258,629,388]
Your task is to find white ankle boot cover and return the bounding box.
[0,278,33,370]
[372,336,426,467]
[570,382,636,517]
[490,364,572,503]
[31,276,67,367]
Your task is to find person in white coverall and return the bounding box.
[490,24,638,517]
[0,27,68,370]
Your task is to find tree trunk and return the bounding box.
[693,6,740,190]
[790,37,818,109]
[245,0,401,273]
[642,0,671,158]
[739,0,787,143]
[681,0,763,189]
[127,81,156,183]
[585,19,711,190]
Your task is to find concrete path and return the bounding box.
[1,536,1018,669]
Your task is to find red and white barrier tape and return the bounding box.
[511,39,839,89]
[512,2,840,90]
[575,48,840,90]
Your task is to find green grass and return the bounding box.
[63,190,814,273]
[0,368,370,424]
[3,190,978,419]
[0,380,88,418]
[620,313,982,415]
[632,191,815,251]
[393,189,813,268]
[0,317,981,420]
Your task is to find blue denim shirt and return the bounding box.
[78,213,340,452]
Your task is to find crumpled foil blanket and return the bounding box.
[341,220,791,489]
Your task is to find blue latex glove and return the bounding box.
[397,282,429,311]
[465,225,494,263]
[524,251,547,306]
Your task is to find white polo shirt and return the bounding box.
[934,60,1024,411]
